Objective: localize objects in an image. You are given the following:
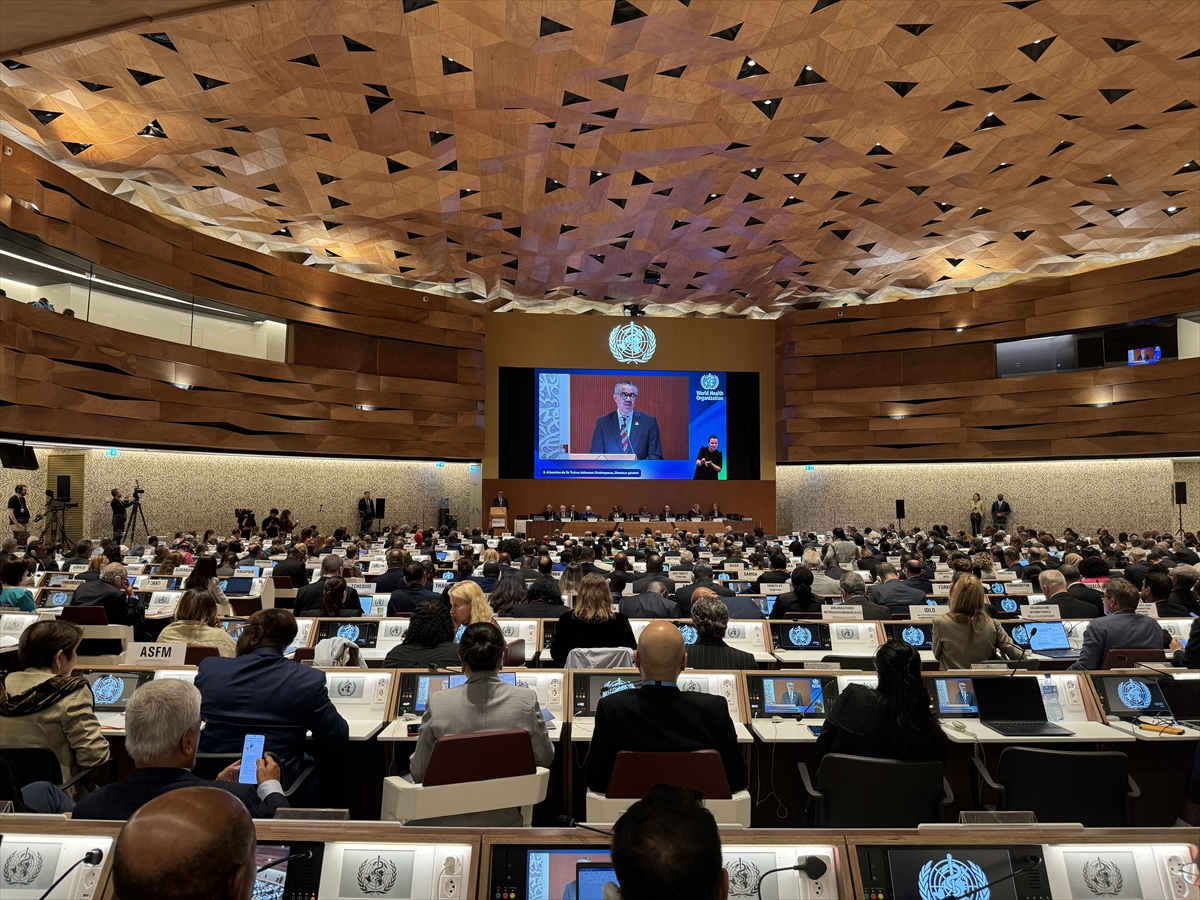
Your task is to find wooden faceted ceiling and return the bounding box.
[1,0,1197,316]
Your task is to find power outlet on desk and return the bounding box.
[799,855,832,899]
[1166,854,1199,899]
[438,873,460,899]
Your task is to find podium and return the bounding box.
[490,506,508,536]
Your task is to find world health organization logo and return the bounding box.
[357,855,398,895]
[1082,857,1123,895]
[1012,625,1030,645]
[700,372,719,391]
[1117,679,1152,709]
[679,624,699,645]
[789,626,813,647]
[999,598,1019,613]
[608,321,656,364]
[902,626,925,646]
[336,623,361,642]
[92,674,124,706]
[3,847,43,887]
[918,854,990,900]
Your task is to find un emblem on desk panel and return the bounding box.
[679,624,698,645]
[999,598,1019,613]
[2,847,43,887]
[903,625,925,646]
[92,674,124,706]
[1065,851,1141,898]
[725,858,760,897]
[357,855,397,895]
[336,678,364,698]
[918,854,989,900]
[337,623,361,642]
[386,623,404,637]
[1117,679,1152,710]
[608,322,656,364]
[727,625,743,640]
[502,624,518,638]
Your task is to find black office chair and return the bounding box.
[0,745,99,794]
[821,654,876,671]
[971,747,1139,826]
[192,751,315,799]
[798,754,953,827]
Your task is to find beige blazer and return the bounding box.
[932,615,1023,670]
[0,669,111,791]
[158,620,237,657]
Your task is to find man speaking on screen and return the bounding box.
[591,380,663,460]
[694,435,722,480]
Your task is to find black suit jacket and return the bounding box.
[1046,592,1101,619]
[294,575,360,616]
[272,558,311,589]
[631,573,676,596]
[71,767,287,820]
[358,498,375,518]
[386,584,439,616]
[1066,582,1104,614]
[70,580,138,626]
[491,497,509,508]
[587,683,747,793]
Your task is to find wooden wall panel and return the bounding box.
[0,144,485,459]
[1,299,484,459]
[776,248,1200,462]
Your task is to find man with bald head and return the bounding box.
[586,621,746,794]
[112,786,256,900]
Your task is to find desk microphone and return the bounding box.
[947,854,1042,900]
[1008,627,1036,675]
[257,850,313,873]
[754,857,828,900]
[37,849,104,900]
[555,815,612,837]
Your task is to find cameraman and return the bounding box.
[111,488,134,544]
[7,484,29,538]
[235,508,256,539]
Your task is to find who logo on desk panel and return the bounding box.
[918,854,991,900]
[1063,852,1141,898]
[337,848,415,898]
[608,322,656,364]
[725,853,779,899]
[2,842,61,894]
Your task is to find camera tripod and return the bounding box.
[121,500,152,546]
[40,504,75,553]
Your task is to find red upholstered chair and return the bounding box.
[501,639,526,667]
[585,749,750,825]
[184,645,220,666]
[1100,648,1167,670]
[60,606,108,625]
[381,729,550,824]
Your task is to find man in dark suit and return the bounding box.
[491,491,509,508]
[955,682,976,707]
[1171,617,1199,668]
[1064,563,1105,614]
[631,555,676,596]
[1168,564,1200,616]
[196,608,349,786]
[991,494,1011,531]
[867,563,926,613]
[72,563,141,627]
[1068,578,1171,670]
[373,549,409,594]
[590,380,663,460]
[470,560,501,594]
[694,435,722,480]
[779,682,802,707]
[1039,569,1099,619]
[901,557,933,594]
[1143,571,1192,618]
[1122,548,1151,590]
[294,554,360,616]
[73,679,288,820]
[272,546,311,589]
[674,562,734,616]
[838,573,891,620]
[619,581,681,618]
[587,621,746,793]
[357,491,375,533]
[386,563,440,615]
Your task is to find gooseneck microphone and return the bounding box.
[1008,626,1037,676]
[555,814,613,837]
[257,850,314,873]
[755,857,828,900]
[37,849,104,900]
[948,854,1043,900]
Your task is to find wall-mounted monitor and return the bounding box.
[1127,345,1161,366]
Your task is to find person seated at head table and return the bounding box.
[0,558,35,611]
[73,679,287,820]
[586,621,747,794]
[196,608,348,787]
[814,640,947,764]
[406,622,554,826]
[110,786,258,900]
[382,600,461,669]
[158,588,238,657]
[550,573,637,665]
[1068,577,1173,670]
[610,784,731,900]
[687,590,758,670]
[932,576,1023,670]
[0,620,110,798]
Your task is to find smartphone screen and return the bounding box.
[239,734,265,784]
[808,725,823,736]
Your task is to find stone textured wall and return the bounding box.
[30,449,474,542]
[776,458,1197,537]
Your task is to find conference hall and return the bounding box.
[0,1,1198,897]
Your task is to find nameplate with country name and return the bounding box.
[933,582,952,595]
[1007,582,1034,595]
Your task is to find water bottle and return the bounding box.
[1042,675,1064,722]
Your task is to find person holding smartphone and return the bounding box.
[73,679,288,820]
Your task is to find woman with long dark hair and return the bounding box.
[488,572,527,617]
[182,555,230,616]
[814,640,947,763]
[317,576,362,618]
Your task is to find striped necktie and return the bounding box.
[620,415,632,452]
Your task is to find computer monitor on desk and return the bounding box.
[856,843,1048,900]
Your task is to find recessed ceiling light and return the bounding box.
[748,60,756,66]
[750,168,757,172]
[788,195,795,199]
[956,327,965,332]
[710,193,717,197]
[805,65,812,70]
[1168,206,1177,211]
[764,100,771,104]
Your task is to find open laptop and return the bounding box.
[1159,679,1200,727]
[1002,621,1079,659]
[973,676,1074,737]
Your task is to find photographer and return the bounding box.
[111,488,135,544]
[235,508,256,539]
[261,509,281,540]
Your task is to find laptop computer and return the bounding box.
[1159,679,1200,727]
[1003,621,1079,659]
[974,676,1074,737]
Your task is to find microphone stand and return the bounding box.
[1007,626,1037,676]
